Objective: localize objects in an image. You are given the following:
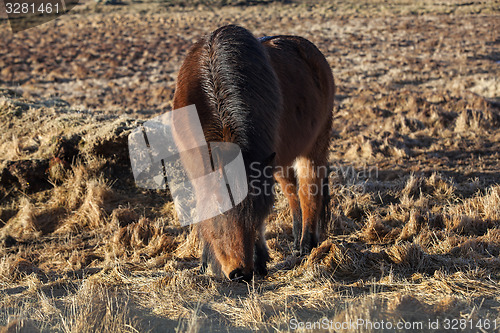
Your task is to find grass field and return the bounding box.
[0,0,499,331]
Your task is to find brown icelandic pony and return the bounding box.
[173,25,334,282]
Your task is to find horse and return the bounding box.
[173,25,334,281]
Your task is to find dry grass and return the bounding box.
[1,0,500,331]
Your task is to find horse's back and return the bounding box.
[261,36,335,167]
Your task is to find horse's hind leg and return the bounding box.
[275,169,302,253]
[295,144,329,255]
[295,157,321,255]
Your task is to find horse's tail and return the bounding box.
[321,169,332,237]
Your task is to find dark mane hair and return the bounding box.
[200,25,282,161]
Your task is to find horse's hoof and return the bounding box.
[255,265,268,277]
[299,246,311,257]
[229,268,252,283]
[300,231,318,256]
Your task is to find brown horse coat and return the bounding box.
[173,25,334,281]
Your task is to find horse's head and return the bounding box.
[199,152,276,282]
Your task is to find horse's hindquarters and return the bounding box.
[263,36,335,167]
[263,35,335,255]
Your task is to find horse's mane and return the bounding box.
[199,25,282,161]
